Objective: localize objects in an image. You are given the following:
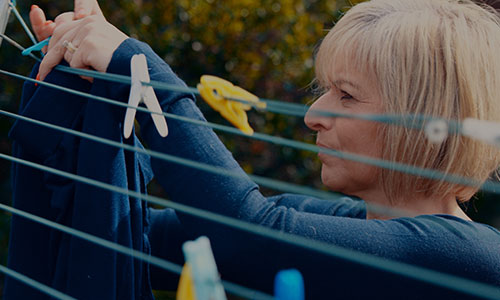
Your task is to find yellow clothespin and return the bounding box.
[176,236,227,300]
[197,75,266,135]
[177,264,196,300]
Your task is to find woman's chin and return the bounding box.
[321,171,347,194]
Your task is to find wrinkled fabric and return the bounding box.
[5,63,155,300]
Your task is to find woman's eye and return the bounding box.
[340,91,353,101]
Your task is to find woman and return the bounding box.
[7,0,500,299]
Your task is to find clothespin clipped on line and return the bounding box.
[197,75,266,135]
[177,264,196,300]
[177,236,227,300]
[274,269,305,300]
[425,118,500,148]
[123,54,168,138]
[21,36,50,56]
[461,118,500,147]
[424,119,449,144]
[0,0,13,47]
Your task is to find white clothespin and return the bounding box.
[424,119,448,144]
[180,236,227,300]
[462,118,500,147]
[425,117,500,148]
[123,54,168,139]
[0,0,13,47]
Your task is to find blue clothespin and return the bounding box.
[274,269,305,300]
[181,236,227,300]
[22,36,50,56]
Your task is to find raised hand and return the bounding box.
[38,15,128,81]
[30,0,129,82]
[29,0,101,49]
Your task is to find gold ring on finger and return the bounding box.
[62,40,78,54]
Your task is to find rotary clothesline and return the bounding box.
[4,68,500,298]
[2,72,500,298]
[1,17,495,145]
[0,76,499,299]
[1,1,500,299]
[3,26,499,193]
[0,200,273,300]
[0,68,420,219]
[2,68,499,199]
[5,0,500,144]
[0,264,76,300]
[4,10,500,155]
[2,152,500,300]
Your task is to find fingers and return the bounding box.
[68,22,105,70]
[29,5,55,42]
[70,18,99,53]
[29,5,46,40]
[67,43,94,82]
[38,31,77,81]
[54,12,76,25]
[39,15,102,80]
[29,0,104,43]
[69,20,128,72]
[39,20,83,81]
[39,14,128,81]
[74,0,103,19]
[49,13,76,49]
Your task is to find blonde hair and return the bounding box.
[315,0,500,202]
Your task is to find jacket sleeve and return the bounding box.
[89,38,416,262]
[89,38,500,299]
[91,38,366,227]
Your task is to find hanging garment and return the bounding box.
[5,63,155,300]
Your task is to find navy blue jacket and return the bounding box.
[5,38,500,299]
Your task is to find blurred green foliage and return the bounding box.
[0,0,499,296]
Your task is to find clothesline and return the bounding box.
[4,91,500,298]
[3,65,500,218]
[0,93,500,292]
[0,201,274,300]
[1,2,499,299]
[1,68,499,199]
[5,20,500,152]
[0,2,276,299]
[2,151,500,300]
[3,18,498,191]
[0,264,76,300]
[0,103,415,219]
[3,0,500,150]
[55,64,431,128]
[0,24,483,137]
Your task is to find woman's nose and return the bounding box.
[304,93,333,132]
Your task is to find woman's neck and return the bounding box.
[357,190,471,220]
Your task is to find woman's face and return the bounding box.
[305,65,384,198]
